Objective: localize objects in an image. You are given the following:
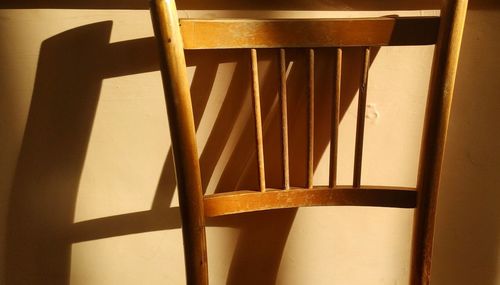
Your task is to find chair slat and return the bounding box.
[180,17,440,50]
[250,49,266,192]
[279,49,290,190]
[307,49,315,189]
[204,187,417,217]
[353,47,371,188]
[329,48,342,188]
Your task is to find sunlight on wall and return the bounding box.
[71,231,185,284]
[75,72,168,222]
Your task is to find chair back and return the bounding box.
[149,1,469,283]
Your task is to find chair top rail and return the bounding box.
[180,16,440,49]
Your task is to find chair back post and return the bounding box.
[411,0,469,284]
[150,0,209,284]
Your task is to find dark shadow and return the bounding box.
[6,21,117,285]
[5,21,214,284]
[0,0,441,11]
[0,0,497,10]
[2,0,500,10]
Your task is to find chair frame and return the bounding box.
[149,0,469,284]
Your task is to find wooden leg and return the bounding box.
[410,0,469,284]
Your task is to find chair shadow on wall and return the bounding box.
[4,20,382,284]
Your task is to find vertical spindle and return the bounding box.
[279,49,290,190]
[353,47,370,188]
[307,48,315,189]
[250,49,266,192]
[329,48,342,188]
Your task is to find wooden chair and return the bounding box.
[149,0,468,284]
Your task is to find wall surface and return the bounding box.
[0,1,498,284]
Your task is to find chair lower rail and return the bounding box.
[203,186,417,217]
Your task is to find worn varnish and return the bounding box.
[150,0,208,284]
[180,17,440,49]
[204,187,417,217]
[411,0,469,284]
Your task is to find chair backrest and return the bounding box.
[149,0,468,284]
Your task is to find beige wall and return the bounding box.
[0,1,498,284]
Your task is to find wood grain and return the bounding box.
[410,0,469,284]
[149,0,208,284]
[180,17,440,50]
[250,48,266,192]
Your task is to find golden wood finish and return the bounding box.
[149,0,208,284]
[353,47,371,188]
[250,48,266,192]
[180,17,440,49]
[411,0,469,284]
[279,49,290,190]
[204,187,417,217]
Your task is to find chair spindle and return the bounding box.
[353,47,371,188]
[250,49,266,192]
[279,48,290,190]
[307,48,315,189]
[329,48,342,188]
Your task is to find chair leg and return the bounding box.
[410,0,469,284]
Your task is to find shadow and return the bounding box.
[5,21,116,284]
[4,21,213,284]
[3,17,380,284]
[1,0,499,10]
[1,0,498,10]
